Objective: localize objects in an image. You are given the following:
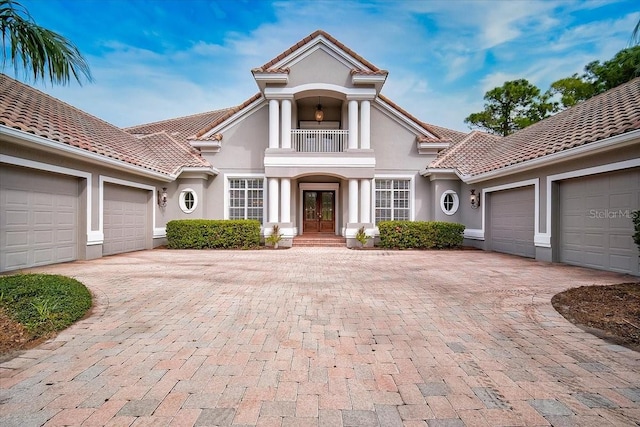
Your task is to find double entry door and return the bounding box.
[303,191,335,233]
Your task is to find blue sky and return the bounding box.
[7,0,639,132]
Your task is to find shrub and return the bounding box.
[0,274,92,336]
[166,219,260,249]
[378,221,465,249]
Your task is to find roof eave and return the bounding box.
[0,125,175,182]
[175,166,219,179]
[464,128,640,184]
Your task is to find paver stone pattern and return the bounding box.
[1,248,639,426]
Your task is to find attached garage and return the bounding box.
[103,184,149,256]
[559,168,639,275]
[488,186,535,258]
[0,166,79,272]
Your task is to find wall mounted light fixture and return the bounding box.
[315,97,324,123]
[470,189,480,209]
[158,187,168,208]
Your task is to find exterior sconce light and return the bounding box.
[470,189,480,209]
[315,97,324,123]
[158,187,168,208]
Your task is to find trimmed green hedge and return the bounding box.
[166,219,261,249]
[378,221,465,249]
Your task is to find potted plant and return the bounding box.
[355,226,371,248]
[265,224,283,249]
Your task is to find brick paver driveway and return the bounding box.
[1,248,639,426]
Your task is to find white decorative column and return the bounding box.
[280,178,291,223]
[360,100,370,149]
[268,99,280,149]
[281,99,291,149]
[348,179,359,223]
[360,179,371,223]
[348,99,359,150]
[268,177,279,223]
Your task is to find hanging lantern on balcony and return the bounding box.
[315,97,324,123]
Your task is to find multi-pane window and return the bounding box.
[229,178,264,222]
[375,179,410,223]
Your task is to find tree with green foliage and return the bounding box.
[546,74,597,109]
[549,46,640,109]
[0,0,92,85]
[464,79,556,136]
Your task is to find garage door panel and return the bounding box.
[1,167,79,272]
[103,184,148,256]
[559,168,639,275]
[489,186,535,258]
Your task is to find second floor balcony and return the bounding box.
[291,129,348,153]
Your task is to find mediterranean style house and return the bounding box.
[1,30,639,275]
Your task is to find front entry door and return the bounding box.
[303,191,335,233]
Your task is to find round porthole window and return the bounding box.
[440,190,459,215]
[179,188,198,214]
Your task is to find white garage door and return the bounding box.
[559,168,639,275]
[0,166,78,272]
[103,184,148,256]
[489,186,535,258]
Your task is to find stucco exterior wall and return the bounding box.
[287,48,354,88]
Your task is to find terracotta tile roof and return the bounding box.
[429,131,501,175]
[137,131,211,174]
[430,77,640,177]
[256,30,382,72]
[194,93,262,139]
[0,73,209,176]
[125,108,235,144]
[377,94,460,143]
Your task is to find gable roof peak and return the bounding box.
[255,29,381,73]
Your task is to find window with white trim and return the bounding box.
[179,188,198,213]
[229,178,264,223]
[375,179,410,223]
[440,190,459,215]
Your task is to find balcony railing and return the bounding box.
[291,130,348,152]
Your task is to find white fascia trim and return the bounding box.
[373,98,439,140]
[253,73,289,84]
[476,178,541,245]
[271,36,371,71]
[464,129,640,184]
[420,167,461,178]
[99,176,157,245]
[352,74,387,85]
[196,96,266,139]
[176,166,220,179]
[1,125,173,182]
[540,157,640,248]
[264,84,377,99]
[264,156,376,168]
[0,154,101,245]
[222,173,266,221]
[374,174,416,222]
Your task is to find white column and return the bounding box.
[348,179,359,223]
[280,178,290,223]
[281,99,291,149]
[268,99,280,149]
[348,99,358,150]
[360,100,370,149]
[268,178,279,222]
[360,179,371,223]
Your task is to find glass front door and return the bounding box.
[303,191,335,233]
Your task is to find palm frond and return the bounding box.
[0,0,92,85]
